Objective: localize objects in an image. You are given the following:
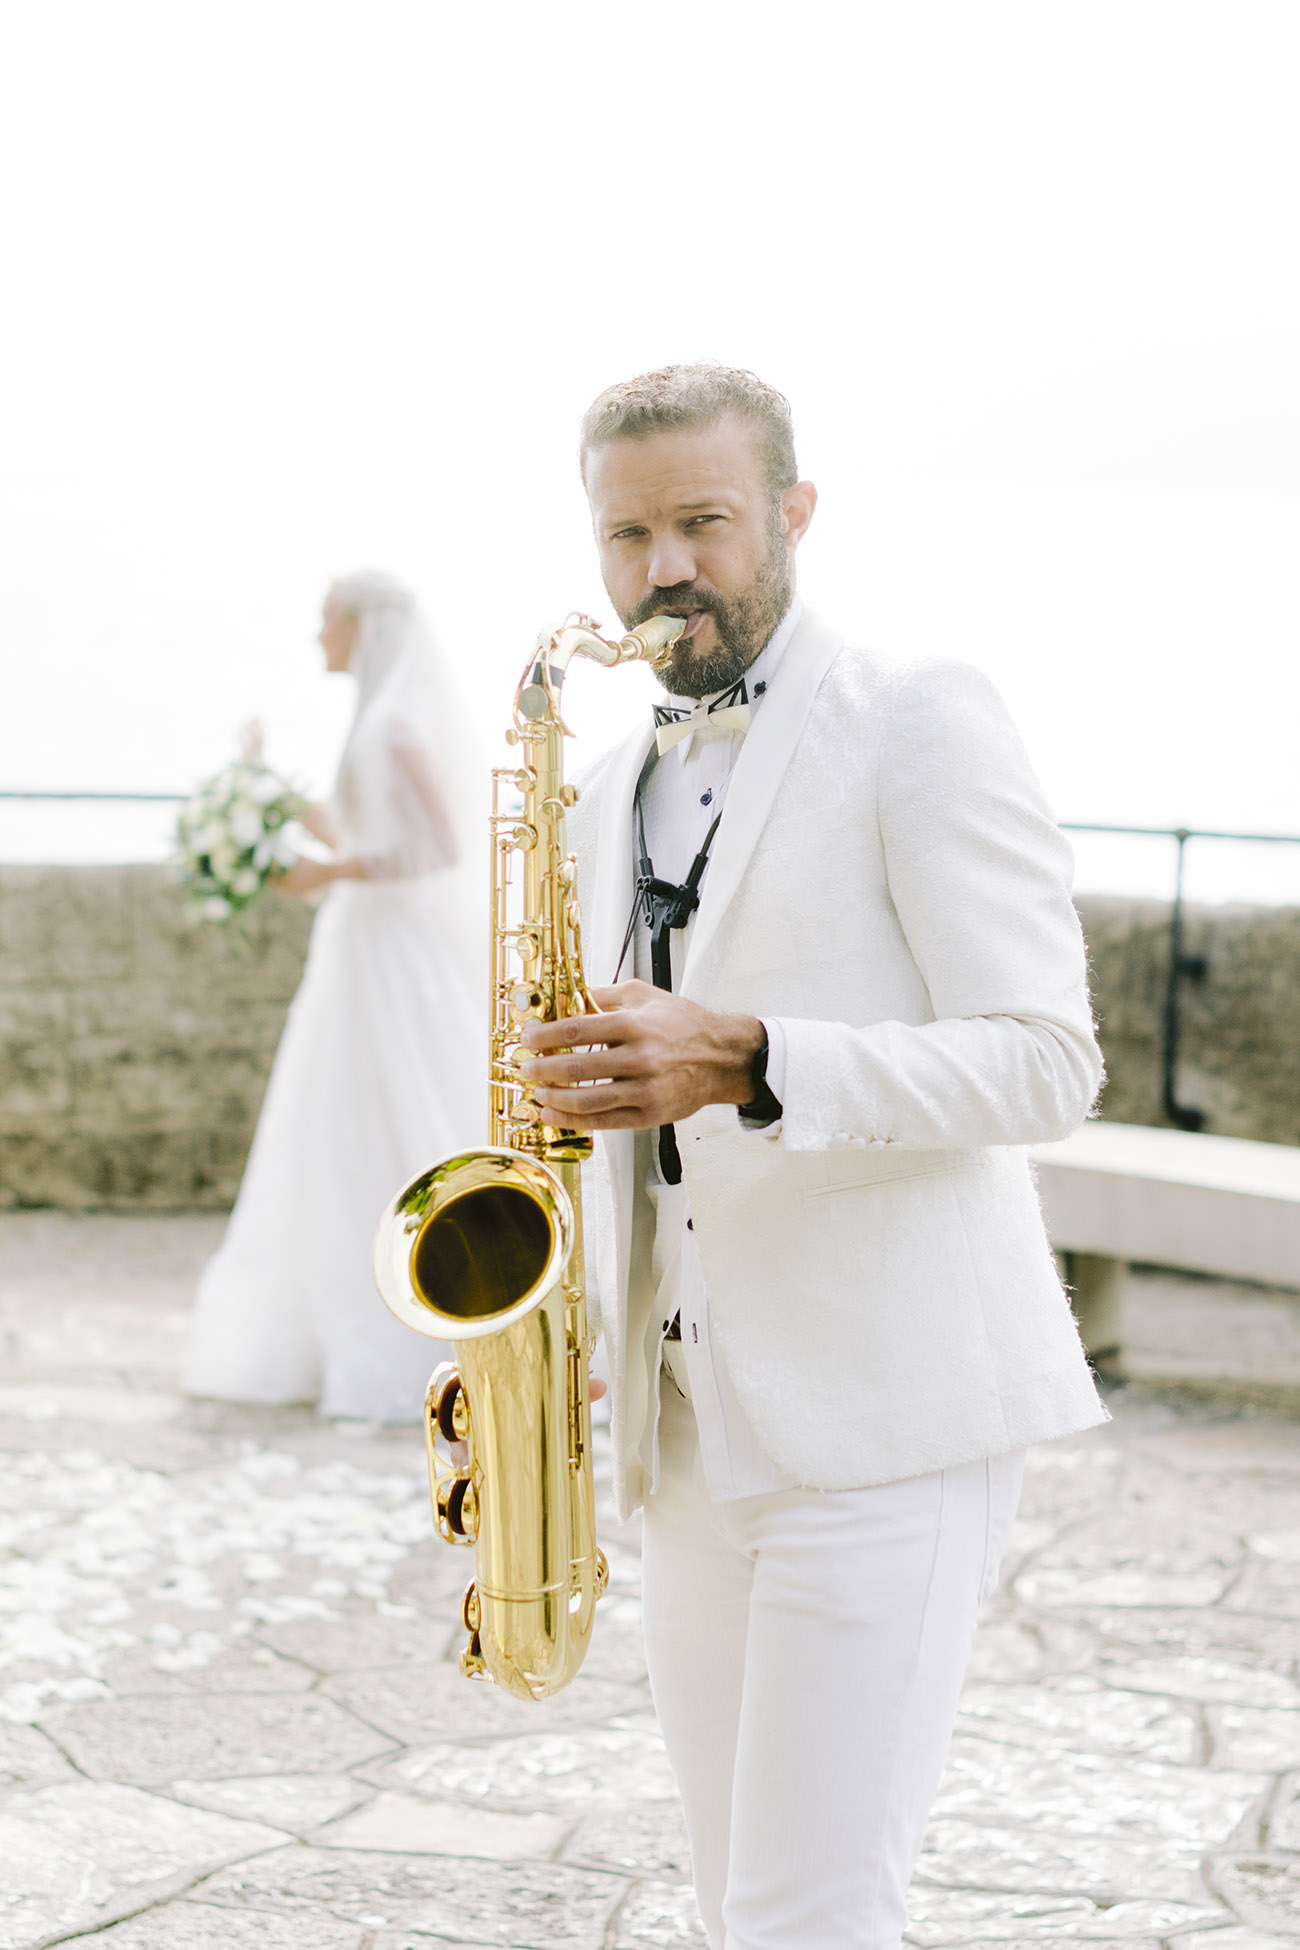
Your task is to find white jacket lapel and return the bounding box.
[584,719,655,1335]
[680,608,845,992]
[586,719,655,988]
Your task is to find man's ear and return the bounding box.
[781,481,818,553]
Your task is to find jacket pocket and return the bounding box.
[803,1147,983,1199]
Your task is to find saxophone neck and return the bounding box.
[515,613,686,725]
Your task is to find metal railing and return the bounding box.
[1061,823,1300,1130]
[0,790,187,801]
[5,795,1299,1136]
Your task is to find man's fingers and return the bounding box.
[537,1107,647,1138]
[521,1011,631,1053]
[587,981,658,1010]
[542,1105,662,1133]
[520,983,664,1052]
[521,1047,647,1086]
[533,1081,648,1117]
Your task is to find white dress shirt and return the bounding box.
[634,597,803,1501]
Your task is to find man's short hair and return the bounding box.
[579,363,798,500]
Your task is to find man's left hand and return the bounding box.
[517,980,764,1132]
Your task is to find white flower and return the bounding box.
[178,753,302,918]
[228,806,264,849]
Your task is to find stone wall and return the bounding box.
[1,866,1297,1209]
[1080,895,1300,1145]
[0,865,313,1209]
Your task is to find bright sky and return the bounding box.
[2,0,1298,903]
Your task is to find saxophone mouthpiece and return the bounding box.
[619,614,687,670]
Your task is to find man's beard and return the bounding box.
[625,515,791,700]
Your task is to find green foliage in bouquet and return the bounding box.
[176,758,309,928]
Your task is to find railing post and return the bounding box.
[1161,829,1207,1131]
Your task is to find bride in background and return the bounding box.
[183,570,484,1421]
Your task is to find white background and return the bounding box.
[2,0,1298,904]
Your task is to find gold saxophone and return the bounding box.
[374,611,686,1700]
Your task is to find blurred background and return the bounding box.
[2,0,1298,906]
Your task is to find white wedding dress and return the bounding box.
[182,582,486,1421]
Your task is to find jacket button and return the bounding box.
[686,1218,693,1231]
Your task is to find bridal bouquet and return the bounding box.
[176,756,309,927]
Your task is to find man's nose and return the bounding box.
[645,531,697,592]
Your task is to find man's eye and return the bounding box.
[687,514,723,528]
[611,528,646,542]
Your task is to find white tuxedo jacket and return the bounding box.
[569,609,1107,1519]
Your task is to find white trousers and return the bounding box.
[641,1386,1024,1950]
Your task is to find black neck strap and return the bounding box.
[616,746,724,1185]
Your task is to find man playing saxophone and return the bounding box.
[518,364,1106,1950]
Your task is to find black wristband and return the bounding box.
[739,1024,783,1125]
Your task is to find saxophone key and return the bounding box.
[438,1474,478,1541]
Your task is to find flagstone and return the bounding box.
[914,1939,1163,1948]
[1015,1443,1125,1527]
[0,1781,286,1950]
[1222,1542,1300,1619]
[7,1217,1300,1950]
[0,1381,181,1427]
[101,1636,318,1695]
[566,1593,650,1686]
[322,1659,649,1746]
[370,1939,501,1950]
[368,1725,680,1810]
[370,1939,503,1950]
[902,1887,1231,1943]
[953,1676,1198,1762]
[1014,1515,1245,1608]
[1172,1932,1300,1950]
[377,1543,487,1614]
[52,1897,366,1946]
[1135,1420,1300,1474]
[563,1800,694,1879]
[1210,1855,1300,1934]
[0,1717,78,1789]
[931,1737,1267,1850]
[1,1293,193,1384]
[315,1789,570,1858]
[1266,1773,1300,1852]
[1153,1473,1300,1538]
[167,1772,370,1835]
[915,1820,1211,1903]
[963,1615,1060,1683]
[611,1879,708,1946]
[195,1845,628,1946]
[1071,1608,1300,1705]
[1207,1706,1300,1773]
[1093,1655,1300,1711]
[39,1690,395,1784]
[250,1603,456,1673]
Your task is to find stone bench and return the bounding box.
[1030,1121,1300,1397]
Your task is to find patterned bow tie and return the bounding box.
[654,680,752,758]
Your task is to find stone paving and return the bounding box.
[1,1211,1298,1950]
